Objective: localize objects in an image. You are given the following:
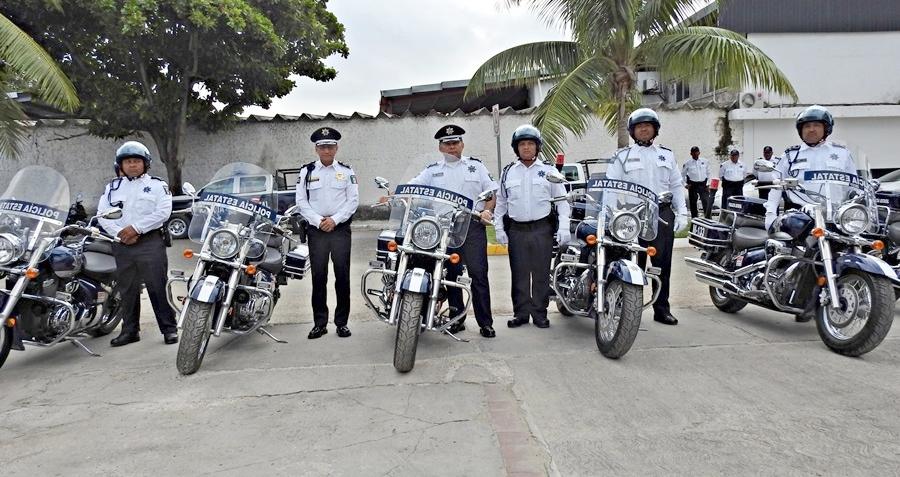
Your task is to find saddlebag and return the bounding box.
[283,244,311,280]
[689,218,732,250]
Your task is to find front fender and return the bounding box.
[189,275,226,304]
[607,259,647,286]
[834,253,900,285]
[400,268,431,293]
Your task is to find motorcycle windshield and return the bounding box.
[0,166,70,254]
[387,184,474,249]
[584,176,659,241]
[188,162,277,243]
[800,170,878,232]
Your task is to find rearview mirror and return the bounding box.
[182,182,197,196]
[98,207,123,220]
[545,170,567,184]
[476,190,494,203]
[754,159,776,173]
[374,177,390,190]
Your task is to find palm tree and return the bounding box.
[0,4,79,158]
[466,0,797,154]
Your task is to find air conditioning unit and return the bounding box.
[641,78,659,94]
[739,90,768,108]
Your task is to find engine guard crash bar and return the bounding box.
[0,290,79,348]
[220,285,276,337]
[360,267,473,336]
[165,275,190,316]
[551,261,662,315]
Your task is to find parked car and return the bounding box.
[169,167,302,239]
[876,168,900,193]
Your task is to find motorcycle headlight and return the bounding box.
[836,204,870,235]
[410,218,441,250]
[246,238,267,261]
[610,212,640,242]
[0,233,25,266]
[209,229,240,259]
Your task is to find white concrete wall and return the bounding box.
[1,108,728,210]
[748,32,900,105]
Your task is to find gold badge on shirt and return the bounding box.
[335,172,346,181]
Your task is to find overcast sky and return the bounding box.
[243,0,568,117]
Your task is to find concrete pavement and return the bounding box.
[2,231,899,476]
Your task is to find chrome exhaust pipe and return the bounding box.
[695,271,737,293]
[685,256,729,275]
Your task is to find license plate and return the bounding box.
[368,260,385,269]
[560,253,577,262]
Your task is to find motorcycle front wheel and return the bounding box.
[393,292,425,373]
[595,279,642,359]
[816,270,894,357]
[176,299,214,375]
[0,323,12,368]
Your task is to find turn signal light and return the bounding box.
[245,264,257,276]
[449,253,461,264]
[817,276,827,287]
[812,227,825,238]
[183,249,194,259]
[24,268,39,280]
[872,240,885,251]
[4,318,15,327]
[586,234,598,245]
[647,246,657,257]
[387,240,398,252]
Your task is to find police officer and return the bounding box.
[494,125,570,328]
[719,149,746,209]
[98,141,177,346]
[755,146,780,200]
[764,105,857,322]
[683,146,712,218]
[606,108,688,325]
[408,125,499,338]
[296,127,359,339]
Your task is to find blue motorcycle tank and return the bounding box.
[50,246,83,278]
[771,210,813,241]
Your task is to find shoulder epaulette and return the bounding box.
[150,176,167,182]
[785,145,801,153]
[426,162,439,169]
[658,145,672,152]
[615,146,631,154]
[467,157,482,163]
[831,143,846,149]
[337,160,353,169]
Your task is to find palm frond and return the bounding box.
[465,41,581,100]
[0,93,28,159]
[635,0,699,37]
[642,26,798,102]
[0,13,79,112]
[530,56,612,156]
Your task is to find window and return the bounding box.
[561,165,580,182]
[238,176,269,193]
[203,178,234,194]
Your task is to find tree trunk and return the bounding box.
[615,80,631,148]
[150,130,185,195]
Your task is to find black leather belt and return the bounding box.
[509,215,551,226]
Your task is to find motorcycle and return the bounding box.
[166,162,309,375]
[551,176,664,359]
[0,166,124,369]
[65,193,88,225]
[872,189,900,298]
[685,159,898,356]
[361,177,492,372]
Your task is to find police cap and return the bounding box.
[435,124,465,143]
[311,127,341,146]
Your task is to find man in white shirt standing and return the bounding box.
[682,145,712,219]
[719,149,746,210]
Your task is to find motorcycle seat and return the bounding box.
[889,222,900,245]
[84,240,114,255]
[732,215,766,229]
[257,247,283,273]
[733,226,768,251]
[83,251,117,275]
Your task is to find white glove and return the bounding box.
[674,214,689,233]
[555,228,571,245]
[495,229,509,245]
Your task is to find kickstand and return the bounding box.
[258,327,288,343]
[68,338,101,357]
[442,329,470,343]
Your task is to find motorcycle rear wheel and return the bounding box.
[816,270,894,357]
[595,280,642,359]
[0,324,12,368]
[176,299,213,375]
[394,292,424,373]
[87,290,123,337]
[707,252,747,313]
